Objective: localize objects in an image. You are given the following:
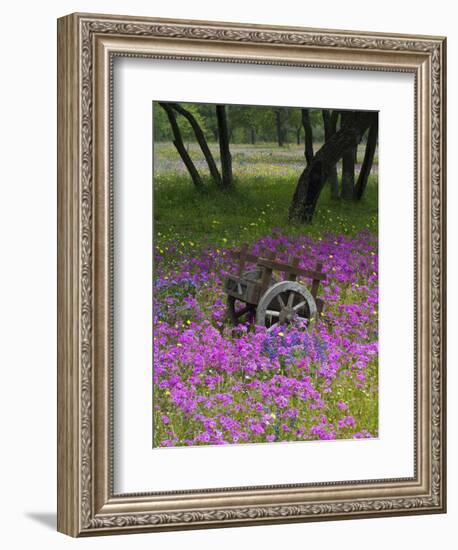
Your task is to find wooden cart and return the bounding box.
[224,244,326,331]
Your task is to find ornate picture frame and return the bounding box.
[57,12,446,536]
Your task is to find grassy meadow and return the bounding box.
[154,142,378,260]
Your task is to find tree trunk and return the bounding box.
[169,102,222,187]
[301,108,314,166]
[340,111,356,200]
[250,126,256,145]
[159,102,203,189]
[341,148,356,200]
[216,105,233,189]
[322,109,339,200]
[289,111,376,223]
[275,109,284,147]
[353,116,378,200]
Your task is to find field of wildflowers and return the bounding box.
[153,230,378,447]
[153,144,379,448]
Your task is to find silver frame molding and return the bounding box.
[57,12,446,537]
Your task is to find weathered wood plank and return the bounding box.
[256,259,326,281]
[311,261,324,297]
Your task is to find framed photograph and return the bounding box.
[57,13,446,536]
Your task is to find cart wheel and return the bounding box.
[226,270,276,326]
[255,281,317,331]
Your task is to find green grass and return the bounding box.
[154,142,378,261]
[154,173,378,257]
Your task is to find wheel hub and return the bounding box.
[279,306,294,324]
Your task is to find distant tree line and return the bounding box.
[154,102,378,224]
[154,103,325,146]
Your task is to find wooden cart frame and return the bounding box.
[224,244,326,330]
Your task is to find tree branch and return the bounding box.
[159,102,203,189]
[353,116,378,200]
[301,108,314,166]
[168,102,222,187]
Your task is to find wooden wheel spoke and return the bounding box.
[266,309,280,317]
[293,300,307,312]
[276,295,285,309]
[287,291,295,308]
